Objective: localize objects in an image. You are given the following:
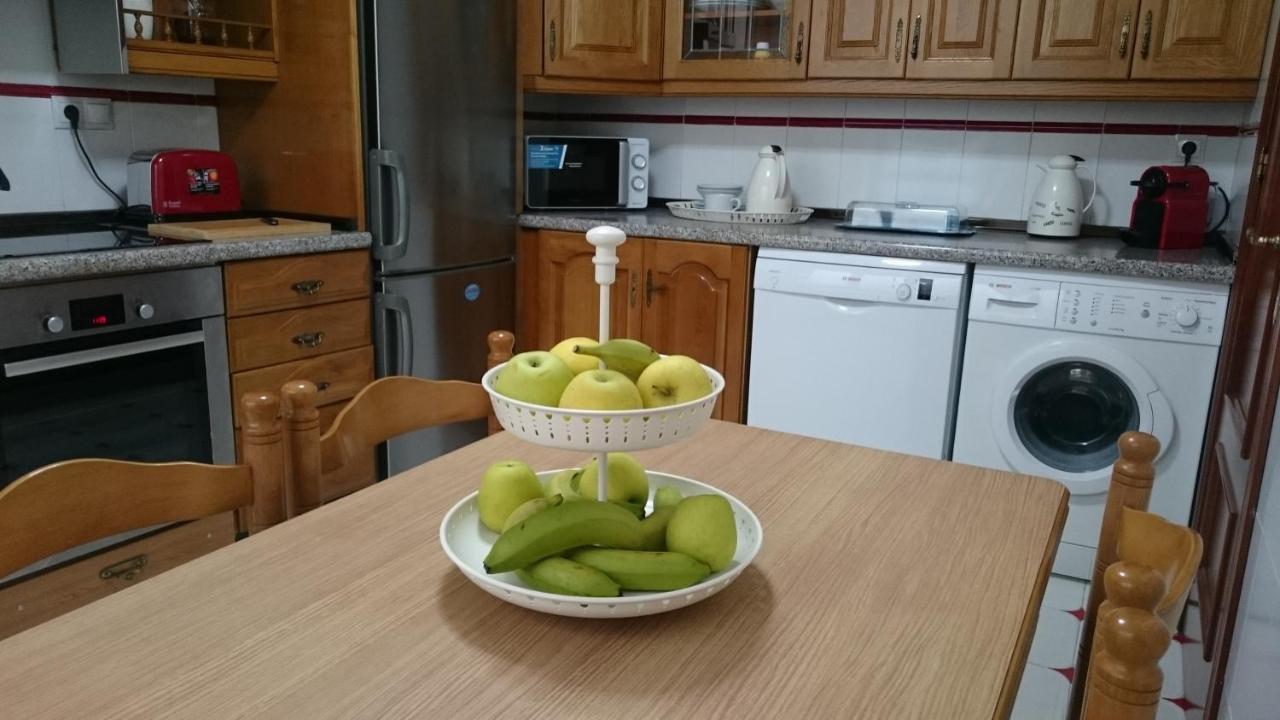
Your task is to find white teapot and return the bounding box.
[745,145,792,214]
[1028,154,1097,238]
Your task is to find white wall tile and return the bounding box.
[685,97,737,115]
[1229,135,1259,245]
[898,130,963,205]
[0,96,63,214]
[736,97,790,117]
[734,124,785,188]
[904,99,968,120]
[838,128,902,204]
[1024,132,1105,223]
[785,126,843,209]
[645,123,685,199]
[681,124,744,198]
[1034,101,1106,124]
[846,98,906,119]
[129,102,201,152]
[191,105,220,150]
[1203,135,1242,237]
[969,101,1034,122]
[56,102,134,211]
[960,131,1032,220]
[788,97,846,118]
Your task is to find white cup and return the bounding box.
[747,196,792,214]
[697,185,743,212]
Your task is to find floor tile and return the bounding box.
[1012,664,1070,720]
[1042,575,1088,610]
[1029,607,1083,667]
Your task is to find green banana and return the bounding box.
[614,500,646,520]
[568,548,710,591]
[637,506,676,550]
[502,494,563,533]
[572,339,659,382]
[484,501,642,573]
[516,557,620,597]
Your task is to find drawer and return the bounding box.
[317,401,378,502]
[0,513,236,641]
[231,346,374,426]
[227,299,371,372]
[224,250,370,317]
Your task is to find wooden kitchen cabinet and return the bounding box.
[544,0,664,80]
[517,230,751,422]
[663,0,813,80]
[1129,0,1274,80]
[1013,0,1141,79]
[904,0,1020,79]
[808,0,910,78]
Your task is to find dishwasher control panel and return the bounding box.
[756,258,965,310]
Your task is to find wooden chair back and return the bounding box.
[1072,431,1204,720]
[0,392,288,583]
[281,330,514,513]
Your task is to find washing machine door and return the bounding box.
[991,340,1173,495]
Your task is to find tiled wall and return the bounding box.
[526,95,1252,236]
[0,1,219,215]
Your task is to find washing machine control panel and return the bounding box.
[1055,283,1226,345]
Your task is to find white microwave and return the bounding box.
[525,136,649,210]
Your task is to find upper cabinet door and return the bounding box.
[663,0,814,79]
[1130,0,1274,79]
[808,0,912,78]
[1012,0,1142,79]
[905,0,1021,78]
[544,0,664,81]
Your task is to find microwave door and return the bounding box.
[617,140,628,207]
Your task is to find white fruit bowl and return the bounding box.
[481,362,725,452]
[439,470,763,619]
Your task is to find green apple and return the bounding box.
[477,460,544,532]
[550,337,600,375]
[653,486,683,510]
[502,494,563,533]
[638,506,676,550]
[545,468,585,500]
[666,494,737,572]
[557,369,642,410]
[493,351,574,407]
[576,452,649,505]
[636,355,713,408]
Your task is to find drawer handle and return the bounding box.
[316,380,332,391]
[292,331,326,348]
[100,554,147,581]
[291,280,325,296]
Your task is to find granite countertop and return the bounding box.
[519,210,1235,285]
[0,231,372,288]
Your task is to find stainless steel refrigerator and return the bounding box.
[363,1,515,477]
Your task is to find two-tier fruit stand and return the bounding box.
[440,227,763,618]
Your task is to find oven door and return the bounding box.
[525,136,626,209]
[0,317,233,490]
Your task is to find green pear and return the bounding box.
[477,460,544,533]
[666,494,737,572]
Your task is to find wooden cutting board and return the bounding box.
[148,217,332,241]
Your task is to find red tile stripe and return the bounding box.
[524,110,1241,137]
[0,82,216,106]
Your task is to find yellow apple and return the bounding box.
[577,452,649,504]
[492,351,574,407]
[550,337,600,375]
[477,460,544,532]
[636,355,713,408]
[557,369,642,410]
[666,494,737,572]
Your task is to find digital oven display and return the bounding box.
[69,294,126,331]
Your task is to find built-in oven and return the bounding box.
[0,266,233,575]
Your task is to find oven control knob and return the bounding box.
[895,282,912,301]
[631,154,647,170]
[42,315,65,334]
[1175,304,1200,328]
[136,303,155,320]
[631,176,647,191]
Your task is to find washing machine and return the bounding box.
[952,266,1228,580]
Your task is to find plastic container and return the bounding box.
[838,200,973,236]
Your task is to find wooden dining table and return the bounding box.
[0,421,1066,719]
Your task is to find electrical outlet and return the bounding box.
[1175,134,1208,165]
[50,96,114,130]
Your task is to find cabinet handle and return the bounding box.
[316,380,332,391]
[100,554,147,581]
[1249,229,1280,247]
[645,270,665,308]
[548,19,556,61]
[910,15,922,61]
[1118,11,1132,58]
[291,279,325,296]
[894,18,904,63]
[795,21,805,64]
[292,331,326,348]
[1140,10,1153,60]
[629,272,638,308]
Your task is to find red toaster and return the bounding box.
[1122,165,1211,250]
[127,149,242,219]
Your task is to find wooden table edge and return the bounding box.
[994,480,1070,719]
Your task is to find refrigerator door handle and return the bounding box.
[375,291,414,376]
[368,148,410,261]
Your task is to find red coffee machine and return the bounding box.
[1121,164,1212,250]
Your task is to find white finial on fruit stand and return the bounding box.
[584,225,626,502]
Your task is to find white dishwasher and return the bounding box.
[746,249,970,459]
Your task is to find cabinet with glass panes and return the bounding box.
[664,0,811,79]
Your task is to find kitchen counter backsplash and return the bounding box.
[524,96,1254,246]
[520,209,1234,285]
[0,231,371,288]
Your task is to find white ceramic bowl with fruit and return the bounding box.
[483,338,725,452]
[439,460,763,619]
